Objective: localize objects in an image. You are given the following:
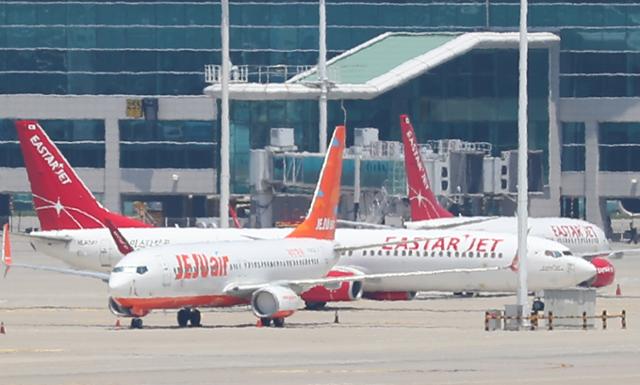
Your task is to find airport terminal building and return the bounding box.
[1,1,640,230]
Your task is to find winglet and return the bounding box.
[15,120,150,230]
[104,219,135,255]
[399,114,453,220]
[2,223,12,277]
[287,126,345,240]
[509,253,520,272]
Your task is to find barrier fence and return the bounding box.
[485,310,627,331]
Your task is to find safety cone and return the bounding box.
[115,318,121,328]
[0,322,5,334]
[255,319,263,328]
[616,284,622,296]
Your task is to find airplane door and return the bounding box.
[99,246,111,268]
[161,261,171,287]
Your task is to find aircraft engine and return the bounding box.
[586,257,615,288]
[362,291,418,301]
[301,268,364,307]
[251,286,301,319]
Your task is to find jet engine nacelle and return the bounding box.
[301,268,364,303]
[108,297,149,318]
[362,291,417,301]
[251,285,301,319]
[588,257,615,288]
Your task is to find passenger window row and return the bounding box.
[341,249,504,259]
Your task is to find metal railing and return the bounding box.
[485,309,627,331]
[204,64,312,84]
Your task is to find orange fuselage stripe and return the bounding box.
[114,295,249,313]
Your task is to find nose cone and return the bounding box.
[571,257,597,285]
[588,257,616,288]
[109,273,133,297]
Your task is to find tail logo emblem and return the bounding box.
[408,187,429,209]
[53,198,64,216]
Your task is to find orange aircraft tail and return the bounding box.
[400,114,453,221]
[287,125,345,240]
[15,120,150,230]
[2,223,11,267]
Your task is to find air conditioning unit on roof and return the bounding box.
[354,127,379,147]
[270,127,295,148]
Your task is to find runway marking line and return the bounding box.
[0,348,64,354]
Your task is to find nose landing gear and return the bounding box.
[130,318,143,329]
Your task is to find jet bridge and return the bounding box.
[249,127,539,227]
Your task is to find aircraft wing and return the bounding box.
[2,224,108,282]
[223,265,507,297]
[337,219,394,229]
[576,248,640,260]
[16,231,73,245]
[404,216,497,230]
[4,262,109,282]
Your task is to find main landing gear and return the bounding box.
[177,308,202,327]
[260,317,285,328]
[130,318,143,329]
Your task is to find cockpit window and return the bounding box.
[112,266,148,274]
[545,250,563,258]
[562,250,573,256]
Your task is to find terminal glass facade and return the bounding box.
[119,120,216,169]
[1,1,638,194]
[0,119,104,167]
[1,1,638,97]
[561,122,585,172]
[599,122,640,172]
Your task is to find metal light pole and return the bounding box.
[219,0,230,228]
[516,0,529,323]
[318,0,328,153]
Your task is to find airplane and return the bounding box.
[4,126,525,328]
[7,120,601,312]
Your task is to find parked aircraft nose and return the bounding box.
[108,272,134,297]
[571,257,597,285]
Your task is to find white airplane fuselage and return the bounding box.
[28,228,595,292]
[405,217,611,255]
[109,238,337,315]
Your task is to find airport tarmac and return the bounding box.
[1,239,639,385]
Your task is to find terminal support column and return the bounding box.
[546,42,562,215]
[584,121,603,228]
[104,118,121,213]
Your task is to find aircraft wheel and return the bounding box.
[260,317,272,327]
[304,301,327,310]
[130,318,143,329]
[177,309,190,327]
[272,318,285,328]
[189,309,202,327]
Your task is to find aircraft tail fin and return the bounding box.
[400,114,453,221]
[2,223,11,267]
[15,120,150,230]
[287,125,345,240]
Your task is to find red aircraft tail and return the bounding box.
[15,120,150,230]
[400,114,453,221]
[287,125,345,240]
